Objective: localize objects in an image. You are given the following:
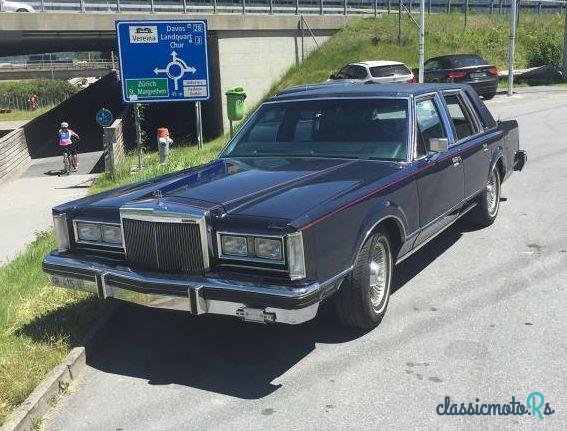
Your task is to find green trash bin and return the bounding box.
[225,87,247,122]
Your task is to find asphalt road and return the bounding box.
[43,87,567,431]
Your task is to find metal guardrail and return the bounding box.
[0,61,114,70]
[20,0,567,15]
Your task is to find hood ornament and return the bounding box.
[153,189,166,208]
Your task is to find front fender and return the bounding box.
[352,200,408,265]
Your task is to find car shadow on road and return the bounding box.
[82,225,465,399]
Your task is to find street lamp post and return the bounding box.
[507,0,517,96]
[419,0,425,83]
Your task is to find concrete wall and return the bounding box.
[0,129,31,182]
[215,29,332,132]
[103,117,126,171]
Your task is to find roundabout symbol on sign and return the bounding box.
[153,51,197,91]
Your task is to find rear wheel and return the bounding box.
[483,91,496,100]
[466,166,501,227]
[333,229,393,329]
[16,8,30,12]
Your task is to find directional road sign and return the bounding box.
[115,20,210,103]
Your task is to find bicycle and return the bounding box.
[61,143,78,176]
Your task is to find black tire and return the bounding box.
[483,91,496,100]
[466,166,501,227]
[16,8,30,11]
[333,228,393,329]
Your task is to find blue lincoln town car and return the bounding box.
[43,83,526,329]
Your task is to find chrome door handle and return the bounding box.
[482,143,489,152]
[452,156,462,166]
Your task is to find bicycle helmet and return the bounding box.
[61,122,69,128]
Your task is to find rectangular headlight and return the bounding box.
[102,225,122,244]
[53,214,70,252]
[76,222,102,242]
[221,235,248,256]
[255,237,283,261]
[287,232,306,280]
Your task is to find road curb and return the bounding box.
[0,303,118,431]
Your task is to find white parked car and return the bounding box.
[328,61,415,84]
[0,0,35,12]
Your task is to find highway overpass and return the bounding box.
[1,13,355,132]
[0,13,353,55]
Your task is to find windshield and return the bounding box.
[221,98,409,161]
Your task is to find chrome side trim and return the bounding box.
[396,201,477,264]
[405,186,484,239]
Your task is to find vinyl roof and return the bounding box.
[271,82,470,100]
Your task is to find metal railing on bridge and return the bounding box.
[23,0,567,15]
[0,61,114,71]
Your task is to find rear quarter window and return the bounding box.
[370,65,411,77]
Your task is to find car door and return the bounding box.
[413,93,465,246]
[442,91,490,198]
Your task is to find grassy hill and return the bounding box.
[268,13,564,95]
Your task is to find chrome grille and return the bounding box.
[122,218,205,274]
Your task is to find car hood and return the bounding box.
[73,157,402,225]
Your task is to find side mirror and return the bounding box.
[429,137,449,153]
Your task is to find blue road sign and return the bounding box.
[115,20,210,104]
[96,108,114,127]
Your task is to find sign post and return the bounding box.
[115,20,210,163]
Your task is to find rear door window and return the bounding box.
[443,93,478,142]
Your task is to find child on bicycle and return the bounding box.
[58,122,80,172]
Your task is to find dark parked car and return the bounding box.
[43,83,526,329]
[422,54,499,100]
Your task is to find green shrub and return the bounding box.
[524,30,563,69]
[0,79,78,106]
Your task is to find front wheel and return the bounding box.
[333,229,393,329]
[466,166,501,227]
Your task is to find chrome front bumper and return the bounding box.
[43,252,342,324]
